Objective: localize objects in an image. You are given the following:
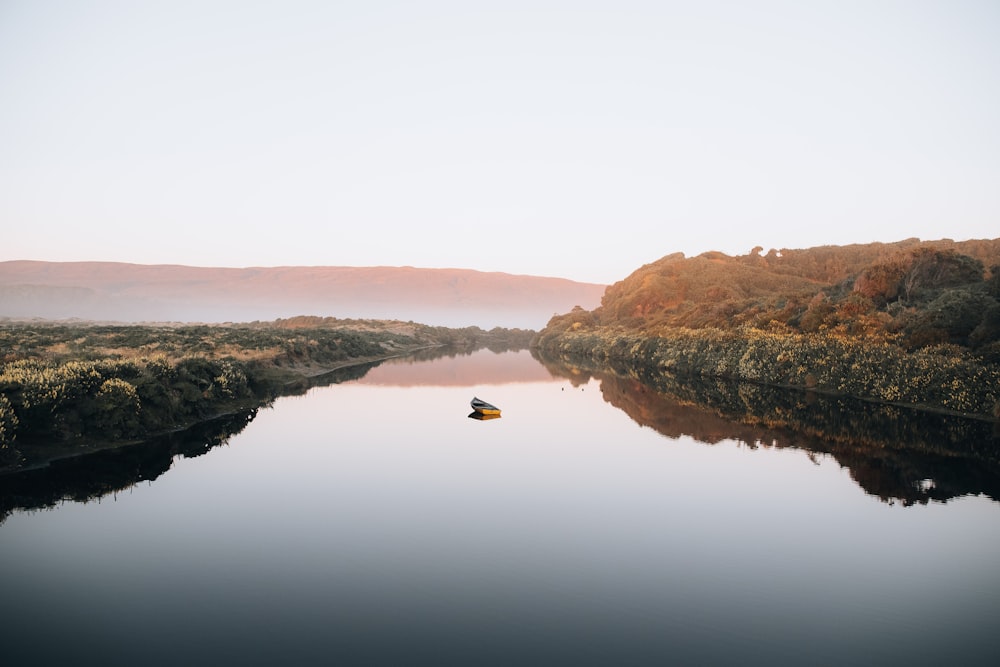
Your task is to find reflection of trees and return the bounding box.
[534,349,1000,506]
[1,345,538,523]
[0,409,258,525]
[0,360,390,523]
[300,345,524,378]
[280,360,383,395]
[387,346,482,363]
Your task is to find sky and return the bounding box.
[1,0,998,285]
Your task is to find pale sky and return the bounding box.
[1,1,998,285]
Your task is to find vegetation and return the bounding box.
[0,318,535,471]
[535,238,1000,420]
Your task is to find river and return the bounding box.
[2,348,999,666]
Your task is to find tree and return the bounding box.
[902,248,983,300]
[855,258,908,304]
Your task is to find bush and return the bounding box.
[89,378,142,438]
[0,394,18,448]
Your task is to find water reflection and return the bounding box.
[0,348,544,523]
[0,409,258,524]
[5,345,999,525]
[3,348,1000,666]
[356,347,555,386]
[534,349,1000,506]
[468,412,501,421]
[0,360,389,524]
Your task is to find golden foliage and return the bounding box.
[537,239,1000,420]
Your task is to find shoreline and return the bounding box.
[0,348,436,477]
[533,329,1000,422]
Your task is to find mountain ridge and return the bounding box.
[0,261,606,329]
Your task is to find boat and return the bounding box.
[470,397,501,416]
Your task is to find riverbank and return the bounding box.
[0,350,428,476]
[1,319,535,473]
[532,326,1000,421]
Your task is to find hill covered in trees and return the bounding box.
[535,238,1000,420]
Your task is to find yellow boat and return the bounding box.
[470,397,501,416]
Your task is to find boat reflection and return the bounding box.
[468,411,501,421]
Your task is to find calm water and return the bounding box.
[2,349,999,666]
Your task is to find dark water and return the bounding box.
[2,349,999,666]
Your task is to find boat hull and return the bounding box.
[470,397,501,416]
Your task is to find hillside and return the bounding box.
[546,238,1000,353]
[0,262,606,329]
[535,238,1000,420]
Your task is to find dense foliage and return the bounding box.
[535,238,1000,419]
[0,319,535,470]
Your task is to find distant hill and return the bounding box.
[0,262,606,329]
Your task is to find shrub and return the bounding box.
[90,378,142,438]
[0,394,18,448]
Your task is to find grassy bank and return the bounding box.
[533,326,1000,421]
[0,318,534,471]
